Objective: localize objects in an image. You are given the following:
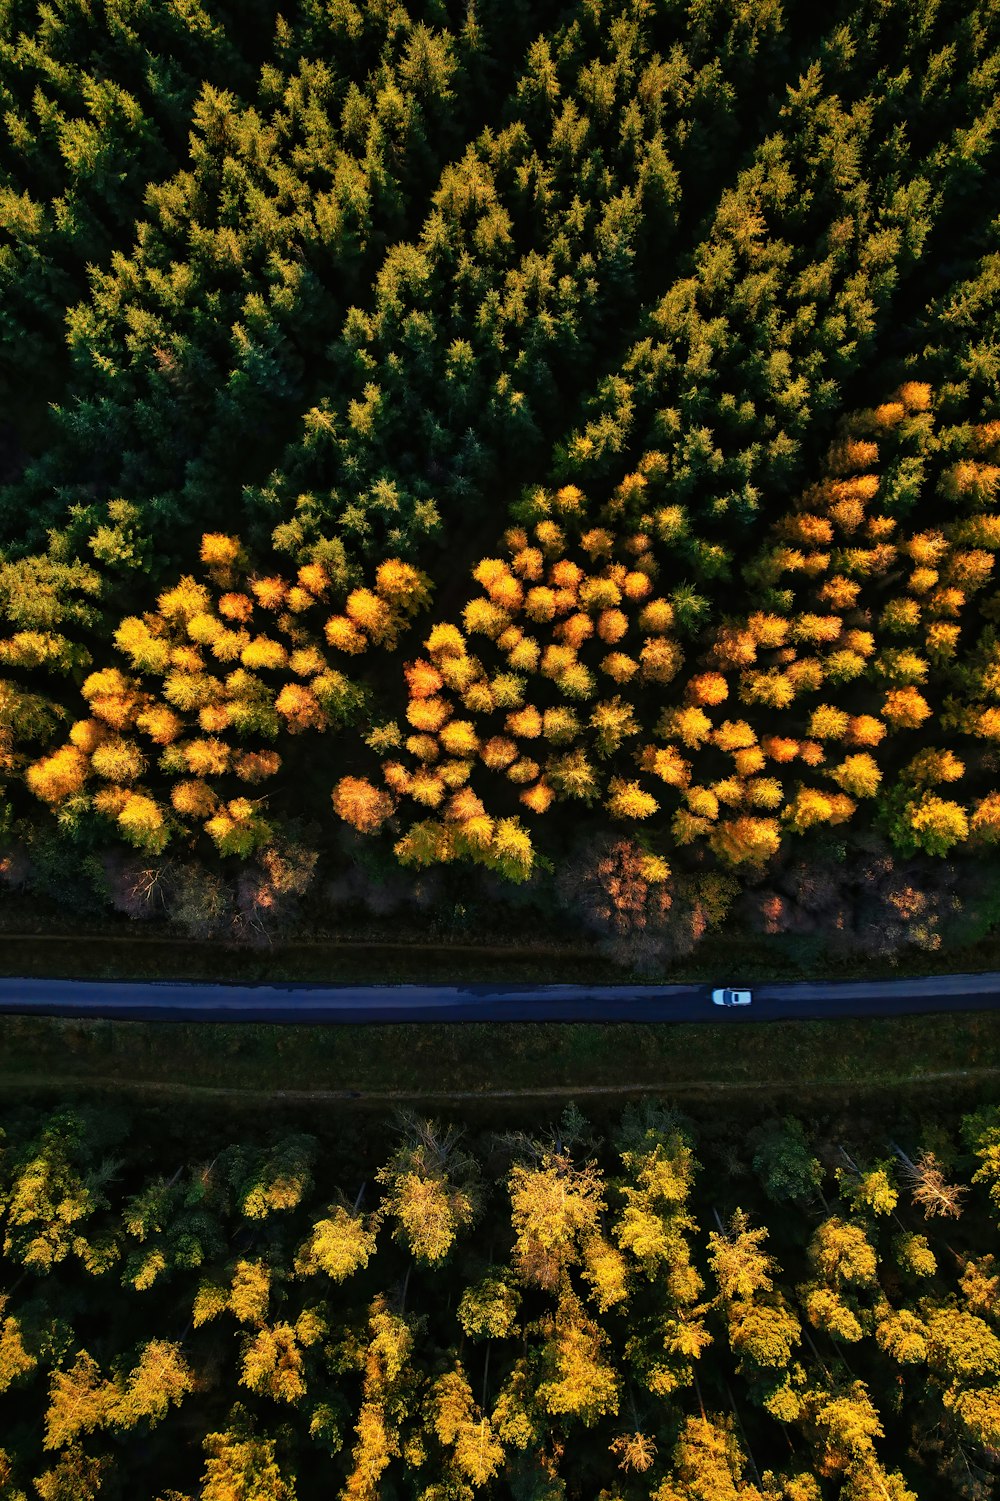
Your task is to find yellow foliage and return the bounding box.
[622,570,652,601]
[332,777,395,832]
[846,715,886,747]
[808,704,850,740]
[285,585,314,614]
[382,761,413,795]
[82,667,142,729]
[506,706,543,739]
[439,720,479,757]
[827,437,879,473]
[405,659,444,699]
[672,808,712,844]
[508,637,541,671]
[709,816,782,866]
[542,707,580,744]
[69,718,106,753]
[639,744,691,788]
[597,608,628,644]
[786,658,824,692]
[438,655,482,693]
[507,757,541,785]
[555,612,594,649]
[828,497,866,533]
[687,673,729,706]
[761,735,800,763]
[792,614,841,645]
[638,598,674,634]
[524,586,557,622]
[578,577,622,612]
[711,777,744,808]
[288,645,327,677]
[831,753,882,798]
[463,681,495,714]
[136,704,183,745]
[490,673,525,709]
[117,792,167,852]
[374,559,431,612]
[171,780,219,817]
[685,786,719,820]
[407,697,451,733]
[602,652,639,684]
[713,720,757,753]
[200,533,243,570]
[158,577,211,621]
[186,611,222,646]
[744,776,783,809]
[325,616,366,654]
[782,514,833,547]
[549,558,584,591]
[668,705,714,749]
[510,547,544,581]
[114,616,171,674]
[926,621,961,660]
[90,737,145,784]
[425,623,466,659]
[275,683,326,733]
[93,786,129,817]
[410,769,447,807]
[184,738,231,777]
[170,644,204,674]
[481,737,518,770]
[606,778,658,820]
[462,598,509,638]
[970,794,1000,844]
[26,744,89,804]
[241,636,288,671]
[218,591,254,622]
[819,575,861,609]
[785,787,836,830]
[233,750,281,782]
[639,638,683,683]
[747,612,790,648]
[541,644,577,679]
[733,746,765,777]
[556,661,595,699]
[882,687,932,729]
[346,588,395,641]
[927,586,965,618]
[434,767,474,801]
[897,381,932,411]
[554,484,585,512]
[520,780,556,814]
[908,566,939,595]
[406,733,439,762]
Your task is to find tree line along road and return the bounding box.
[0,973,998,1023]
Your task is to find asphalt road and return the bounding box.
[0,972,998,1023]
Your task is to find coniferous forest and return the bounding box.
[1,0,999,961]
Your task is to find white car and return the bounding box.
[711,987,753,1007]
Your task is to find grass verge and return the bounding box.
[1,1010,1000,1111]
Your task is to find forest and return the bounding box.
[0,1095,998,1498]
[2,0,1000,965]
